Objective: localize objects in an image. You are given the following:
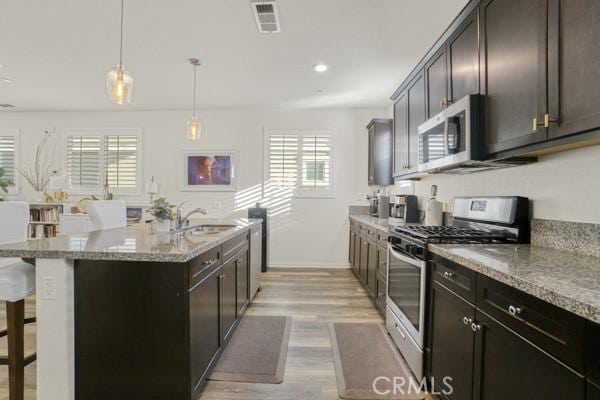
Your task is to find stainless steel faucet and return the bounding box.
[175,202,208,229]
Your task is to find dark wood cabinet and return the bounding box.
[352,230,360,275]
[367,240,377,297]
[589,381,600,400]
[367,119,394,186]
[235,249,249,316]
[448,9,479,103]
[393,92,409,176]
[359,235,369,284]
[189,267,222,395]
[473,311,586,400]
[425,50,448,118]
[376,271,387,316]
[429,281,476,400]
[221,255,238,343]
[349,226,356,266]
[547,0,600,140]
[480,0,549,155]
[587,322,600,387]
[408,73,426,171]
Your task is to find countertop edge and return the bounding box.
[349,215,390,232]
[428,244,600,324]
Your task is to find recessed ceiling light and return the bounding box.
[1,78,12,84]
[313,64,328,73]
[316,89,324,93]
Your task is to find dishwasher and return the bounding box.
[249,224,263,300]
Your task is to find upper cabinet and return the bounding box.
[367,119,394,186]
[480,0,549,155]
[547,0,600,140]
[390,0,600,168]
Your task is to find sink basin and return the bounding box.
[194,224,237,234]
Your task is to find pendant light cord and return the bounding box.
[119,0,124,66]
[193,64,197,119]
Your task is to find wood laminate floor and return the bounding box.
[0,267,434,400]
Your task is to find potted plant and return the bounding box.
[148,197,175,232]
[0,167,11,201]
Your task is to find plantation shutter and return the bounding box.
[301,135,331,189]
[67,136,101,187]
[0,136,16,185]
[104,135,138,188]
[268,133,298,188]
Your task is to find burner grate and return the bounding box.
[392,225,508,242]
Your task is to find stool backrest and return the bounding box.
[87,200,127,231]
[0,201,29,245]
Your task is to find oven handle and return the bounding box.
[388,245,425,269]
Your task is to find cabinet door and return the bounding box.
[189,268,222,393]
[377,245,387,280]
[589,381,600,400]
[547,0,600,139]
[353,231,361,275]
[368,124,376,185]
[408,73,426,169]
[349,228,355,265]
[448,9,480,103]
[373,121,394,185]
[473,311,585,400]
[367,241,377,297]
[480,0,548,155]
[221,257,237,342]
[359,236,369,284]
[393,92,409,175]
[236,250,249,316]
[426,50,448,118]
[429,281,476,400]
[375,273,387,315]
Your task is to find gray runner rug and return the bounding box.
[209,315,292,384]
[329,322,426,400]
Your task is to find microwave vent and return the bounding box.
[251,1,281,33]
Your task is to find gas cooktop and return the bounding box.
[391,225,509,243]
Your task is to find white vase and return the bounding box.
[155,219,172,232]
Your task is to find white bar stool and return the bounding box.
[86,200,127,230]
[0,201,36,400]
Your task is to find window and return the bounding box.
[0,132,18,193]
[266,129,333,197]
[65,131,141,195]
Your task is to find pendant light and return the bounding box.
[106,0,133,105]
[186,58,202,141]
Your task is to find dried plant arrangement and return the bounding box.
[18,130,52,192]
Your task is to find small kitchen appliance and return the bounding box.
[388,195,419,225]
[386,196,530,380]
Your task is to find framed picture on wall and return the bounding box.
[182,150,238,192]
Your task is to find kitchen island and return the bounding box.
[0,218,262,400]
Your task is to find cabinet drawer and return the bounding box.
[587,321,600,385]
[477,274,585,372]
[377,230,388,248]
[189,246,221,288]
[431,255,477,304]
[223,231,249,261]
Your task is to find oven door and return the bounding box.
[386,244,426,347]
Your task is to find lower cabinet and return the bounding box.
[429,281,476,400]
[236,249,250,316]
[359,235,369,283]
[589,382,600,400]
[375,271,387,315]
[221,256,238,342]
[189,267,222,395]
[367,240,378,296]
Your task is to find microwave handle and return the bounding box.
[446,116,461,153]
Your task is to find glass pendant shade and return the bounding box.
[106,64,133,105]
[186,117,201,141]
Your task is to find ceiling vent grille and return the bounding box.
[251,1,281,33]
[0,104,15,108]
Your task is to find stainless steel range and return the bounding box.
[385,196,530,381]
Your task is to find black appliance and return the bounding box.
[248,204,269,272]
[385,196,530,381]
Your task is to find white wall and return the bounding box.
[0,108,384,266]
[412,145,600,224]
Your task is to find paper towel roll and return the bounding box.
[425,198,443,226]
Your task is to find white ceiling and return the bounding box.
[0,0,468,111]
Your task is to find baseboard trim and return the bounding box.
[268,263,351,269]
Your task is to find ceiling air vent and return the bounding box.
[251,1,281,33]
[0,104,15,108]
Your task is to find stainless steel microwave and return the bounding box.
[417,94,482,173]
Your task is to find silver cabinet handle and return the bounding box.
[444,271,455,279]
[471,322,482,332]
[463,316,473,326]
[202,259,215,266]
[394,323,406,339]
[508,305,522,316]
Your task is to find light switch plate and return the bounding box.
[212,201,222,210]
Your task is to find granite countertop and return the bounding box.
[429,243,600,324]
[349,215,392,231]
[0,218,261,263]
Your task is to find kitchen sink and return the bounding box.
[172,224,237,235]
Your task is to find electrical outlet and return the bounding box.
[212,201,222,210]
[42,276,57,300]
